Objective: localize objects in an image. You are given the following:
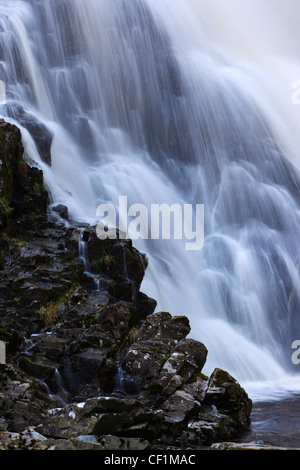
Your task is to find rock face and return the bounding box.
[0,121,253,451]
[0,119,48,235]
[3,104,53,166]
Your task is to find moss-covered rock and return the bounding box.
[0,119,48,236]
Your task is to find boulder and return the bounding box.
[204,368,252,431]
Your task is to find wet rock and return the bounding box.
[138,311,191,343]
[155,339,208,394]
[135,291,157,319]
[120,313,205,394]
[185,404,237,445]
[0,120,254,450]
[98,301,140,343]
[162,390,200,424]
[204,368,252,431]
[60,349,106,398]
[182,374,208,403]
[30,335,70,362]
[86,228,148,295]
[52,204,69,220]
[18,355,60,380]
[0,119,49,237]
[97,358,118,393]
[39,396,162,441]
[3,103,53,166]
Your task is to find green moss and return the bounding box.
[0,328,13,340]
[6,237,28,251]
[92,251,115,272]
[152,348,165,355]
[160,353,171,366]
[0,197,13,216]
[145,383,162,394]
[189,371,208,383]
[214,369,230,385]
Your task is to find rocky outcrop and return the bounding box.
[0,119,48,236]
[0,121,253,451]
[3,104,53,166]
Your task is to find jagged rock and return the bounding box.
[39,396,162,441]
[0,120,48,235]
[0,119,255,451]
[162,390,200,424]
[155,339,208,394]
[204,368,252,431]
[0,429,49,451]
[98,301,140,343]
[120,313,206,394]
[182,374,208,403]
[60,349,106,398]
[0,326,23,355]
[86,228,148,295]
[185,404,237,445]
[135,291,157,319]
[18,356,60,380]
[138,311,191,343]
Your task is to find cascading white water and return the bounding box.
[0,0,300,395]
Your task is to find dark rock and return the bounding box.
[98,435,150,450]
[0,119,48,236]
[138,311,191,343]
[97,358,118,393]
[154,338,208,394]
[135,291,157,319]
[0,120,253,450]
[86,228,148,295]
[52,204,69,220]
[0,326,23,355]
[204,368,252,431]
[98,301,140,343]
[60,349,106,398]
[120,312,193,388]
[39,396,162,441]
[3,104,53,165]
[162,390,200,424]
[18,356,60,380]
[186,404,237,445]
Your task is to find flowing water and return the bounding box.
[0,0,300,400]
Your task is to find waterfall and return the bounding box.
[0,0,300,392]
[78,231,91,273]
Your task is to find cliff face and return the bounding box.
[0,120,48,237]
[0,121,252,450]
